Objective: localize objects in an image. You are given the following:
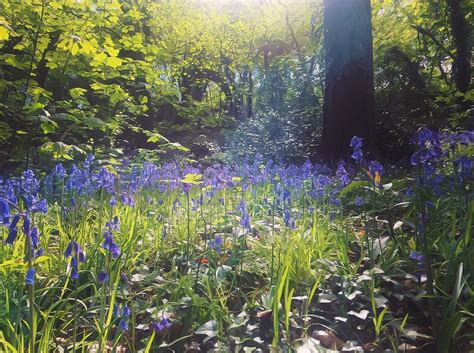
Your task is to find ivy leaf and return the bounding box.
[195,320,218,340]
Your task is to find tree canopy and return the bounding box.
[0,0,471,168]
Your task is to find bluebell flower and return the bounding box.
[35,248,44,258]
[119,305,130,331]
[350,136,363,149]
[30,199,48,214]
[239,212,251,231]
[122,305,130,317]
[105,216,119,231]
[83,153,95,170]
[20,170,40,197]
[355,196,364,206]
[26,267,35,285]
[351,148,363,162]
[113,303,120,317]
[209,236,223,252]
[409,250,423,263]
[98,271,109,283]
[65,240,85,279]
[102,232,121,258]
[120,272,128,283]
[411,128,442,166]
[65,240,81,258]
[109,196,117,207]
[151,318,172,333]
[283,209,295,228]
[29,226,39,249]
[302,160,312,178]
[121,193,135,207]
[368,161,383,178]
[457,131,474,145]
[350,136,364,162]
[70,257,79,279]
[5,214,20,245]
[9,213,20,229]
[0,198,10,224]
[282,189,291,203]
[23,216,30,237]
[5,228,18,245]
[336,162,351,186]
[54,163,66,178]
[94,168,116,193]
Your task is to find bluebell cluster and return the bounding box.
[0,128,471,337]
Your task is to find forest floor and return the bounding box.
[0,129,473,352]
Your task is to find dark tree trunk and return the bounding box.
[447,0,471,95]
[320,0,375,161]
[247,70,253,119]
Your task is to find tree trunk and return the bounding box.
[320,0,375,161]
[447,0,471,95]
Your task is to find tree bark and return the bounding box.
[447,0,471,95]
[320,0,375,161]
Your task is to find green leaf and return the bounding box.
[163,142,190,152]
[339,180,371,198]
[194,320,218,338]
[106,56,123,68]
[181,173,202,185]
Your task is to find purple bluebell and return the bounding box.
[30,199,48,214]
[35,248,44,258]
[105,216,119,231]
[102,231,121,258]
[121,193,135,207]
[350,136,363,149]
[26,267,35,285]
[0,198,10,224]
[368,161,383,177]
[118,305,130,331]
[336,162,351,186]
[54,163,66,178]
[409,251,423,263]
[70,257,79,279]
[23,216,30,236]
[5,228,18,245]
[283,209,295,228]
[29,226,39,249]
[113,303,120,317]
[5,214,20,245]
[239,212,251,231]
[64,240,85,261]
[151,318,172,333]
[209,236,223,252]
[350,136,364,162]
[120,272,128,283]
[98,271,109,283]
[355,196,364,206]
[83,153,95,170]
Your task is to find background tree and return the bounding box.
[320,0,375,161]
[0,0,471,169]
